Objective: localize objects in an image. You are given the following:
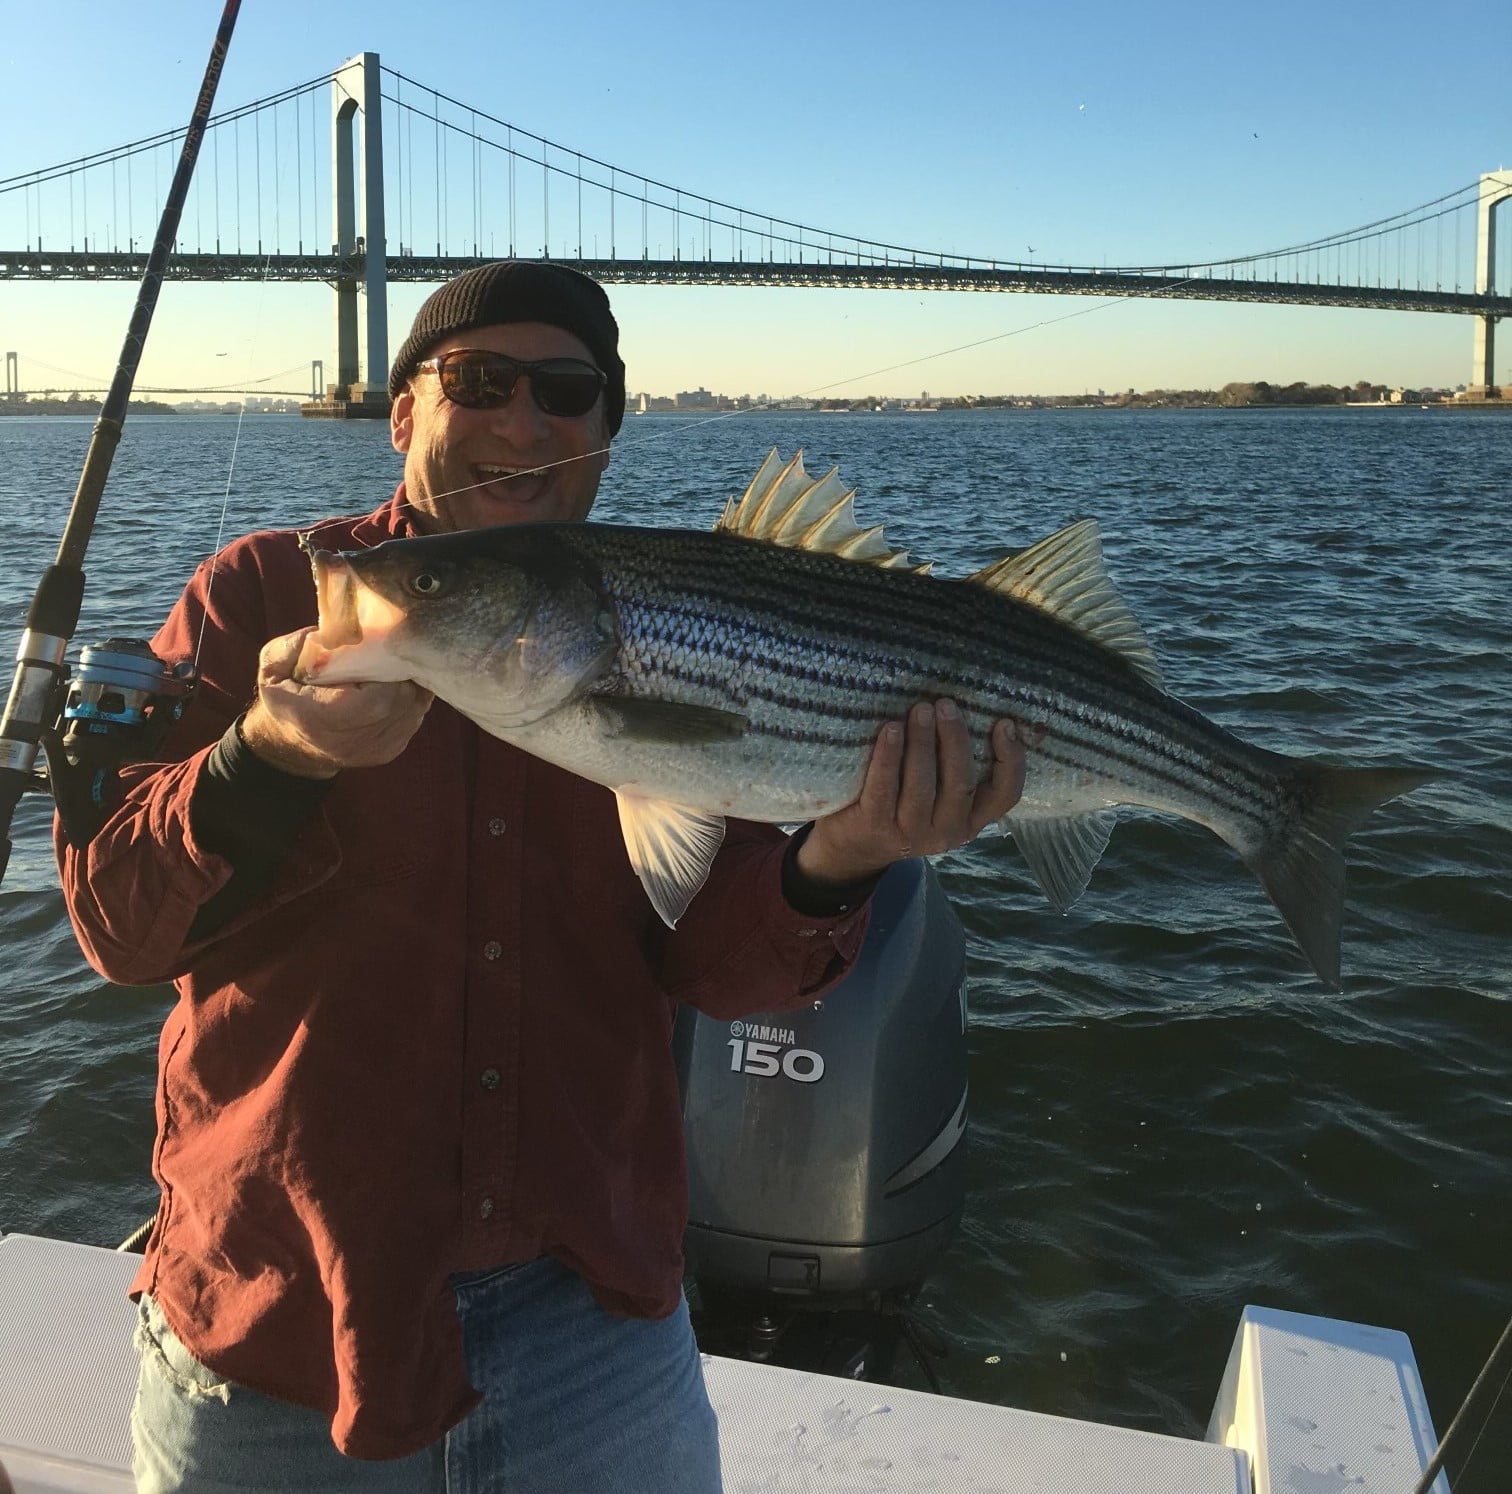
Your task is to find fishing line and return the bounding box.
[1412,1312,1512,1494]
[193,251,282,671]
[366,275,1203,528]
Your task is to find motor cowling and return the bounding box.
[677,857,969,1304]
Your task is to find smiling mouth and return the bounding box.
[477,464,547,487]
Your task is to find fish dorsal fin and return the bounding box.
[969,520,1163,688]
[716,448,931,574]
[614,792,727,928]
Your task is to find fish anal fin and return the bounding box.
[970,520,1163,689]
[615,794,727,927]
[714,448,930,573]
[592,697,747,744]
[1007,809,1119,913]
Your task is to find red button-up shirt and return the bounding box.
[56,491,870,1459]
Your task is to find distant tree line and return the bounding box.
[0,396,177,416]
[1190,380,1388,408]
[809,380,1443,412]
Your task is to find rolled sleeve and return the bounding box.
[663,828,873,1021]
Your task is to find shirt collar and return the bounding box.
[346,483,422,549]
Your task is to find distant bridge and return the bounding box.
[2,53,1509,406]
[1,250,1498,318]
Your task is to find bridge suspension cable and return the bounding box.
[379,64,1498,292]
[0,61,1507,317]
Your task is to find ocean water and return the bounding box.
[1,407,1508,1481]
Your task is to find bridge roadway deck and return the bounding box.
[1,250,1506,317]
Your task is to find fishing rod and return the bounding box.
[1413,1312,1512,1494]
[0,0,242,885]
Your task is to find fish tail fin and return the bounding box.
[1243,761,1438,988]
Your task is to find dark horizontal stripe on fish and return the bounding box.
[584,530,1286,829]
[1020,706,1281,834]
[614,606,1283,826]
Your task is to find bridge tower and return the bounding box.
[1471,170,1512,397]
[302,52,389,419]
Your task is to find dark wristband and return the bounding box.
[186,716,334,939]
[780,823,881,918]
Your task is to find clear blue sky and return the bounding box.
[2,0,1505,398]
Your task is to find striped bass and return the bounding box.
[295,450,1434,985]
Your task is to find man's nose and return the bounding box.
[484,378,553,441]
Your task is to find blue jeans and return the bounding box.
[130,1258,723,1492]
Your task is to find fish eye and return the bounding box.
[407,569,448,598]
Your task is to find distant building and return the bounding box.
[675,388,717,410]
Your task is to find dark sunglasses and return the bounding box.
[415,349,607,418]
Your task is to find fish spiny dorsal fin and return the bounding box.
[969,520,1163,688]
[715,448,930,573]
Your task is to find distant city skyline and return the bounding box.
[2,1,1507,398]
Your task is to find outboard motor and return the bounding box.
[677,857,968,1383]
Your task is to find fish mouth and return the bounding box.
[293,549,363,682]
[311,550,362,648]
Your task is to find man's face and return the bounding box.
[390,321,612,534]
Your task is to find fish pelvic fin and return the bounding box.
[1245,761,1440,988]
[1008,809,1120,912]
[615,793,727,928]
[715,449,932,573]
[969,520,1163,689]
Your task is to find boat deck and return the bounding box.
[0,1232,1445,1492]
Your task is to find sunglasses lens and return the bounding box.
[432,353,603,418]
[529,362,605,418]
[437,353,518,409]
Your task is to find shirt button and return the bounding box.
[478,1196,495,1220]
[482,940,502,961]
[488,817,506,836]
[480,1067,501,1091]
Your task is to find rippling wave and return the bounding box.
[2,407,1507,1476]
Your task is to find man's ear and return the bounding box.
[391,388,415,453]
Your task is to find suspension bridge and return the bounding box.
[2,52,1509,413]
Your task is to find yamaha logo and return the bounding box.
[726,1020,826,1084]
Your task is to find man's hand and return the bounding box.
[240,628,433,780]
[795,700,1026,888]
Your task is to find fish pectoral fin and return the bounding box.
[591,697,747,744]
[1007,809,1119,913]
[615,794,727,928]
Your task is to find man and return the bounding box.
[58,262,1024,1492]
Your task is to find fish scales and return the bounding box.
[460,522,1287,853]
[580,526,1281,837]
[651,526,1290,844]
[296,457,1436,984]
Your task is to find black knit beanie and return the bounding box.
[389,261,626,435]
